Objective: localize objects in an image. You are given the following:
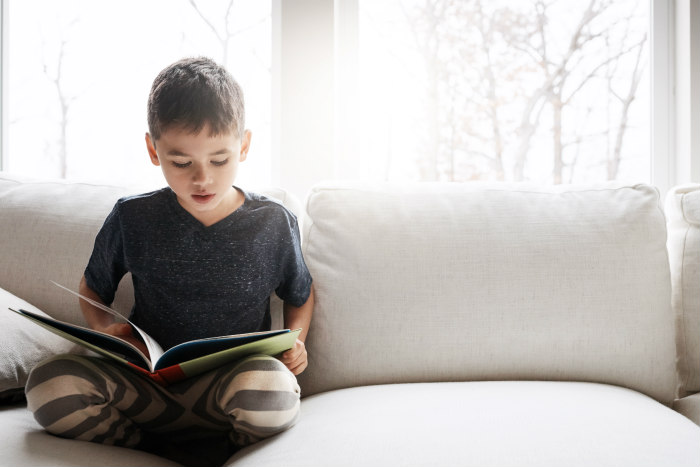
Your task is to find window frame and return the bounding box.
[669,0,700,193]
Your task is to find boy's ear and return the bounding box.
[145,133,160,166]
[239,130,252,162]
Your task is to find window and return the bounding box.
[0,0,695,198]
[5,0,271,188]
[353,0,650,185]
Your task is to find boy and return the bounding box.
[25,57,314,467]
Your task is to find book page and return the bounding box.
[51,281,164,369]
[8,308,150,369]
[157,329,294,369]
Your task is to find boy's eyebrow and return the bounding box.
[209,148,232,156]
[166,148,233,157]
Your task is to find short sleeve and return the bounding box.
[275,215,312,307]
[83,202,127,305]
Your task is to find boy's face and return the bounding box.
[146,123,251,226]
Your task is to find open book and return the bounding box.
[9,283,300,386]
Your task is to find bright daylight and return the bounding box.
[6,0,650,190]
[1,1,699,467]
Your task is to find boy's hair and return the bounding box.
[147,57,245,141]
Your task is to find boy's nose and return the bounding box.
[192,166,212,186]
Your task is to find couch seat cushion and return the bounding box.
[229,381,700,467]
[0,404,180,467]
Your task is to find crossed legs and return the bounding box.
[25,353,300,462]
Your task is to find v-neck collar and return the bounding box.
[166,186,249,232]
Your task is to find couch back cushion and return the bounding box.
[298,182,677,403]
[0,175,136,324]
[0,174,299,328]
[665,184,700,398]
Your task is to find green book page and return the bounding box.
[170,329,301,378]
[155,329,292,368]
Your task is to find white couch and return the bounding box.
[0,173,698,466]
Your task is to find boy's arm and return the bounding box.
[79,275,149,357]
[79,275,117,331]
[279,286,314,375]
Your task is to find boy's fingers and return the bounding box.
[286,351,307,372]
[283,346,301,359]
[281,350,299,364]
[279,341,308,374]
[288,358,308,375]
[282,340,305,360]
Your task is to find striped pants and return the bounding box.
[25,353,300,465]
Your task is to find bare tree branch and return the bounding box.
[42,17,80,179]
[608,33,647,179]
[562,39,644,105]
[188,0,226,44]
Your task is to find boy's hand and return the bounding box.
[279,339,307,375]
[79,277,149,359]
[98,323,150,359]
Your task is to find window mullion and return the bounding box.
[273,0,335,200]
[673,0,700,187]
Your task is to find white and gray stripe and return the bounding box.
[25,353,301,454]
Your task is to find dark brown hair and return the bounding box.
[147,57,245,141]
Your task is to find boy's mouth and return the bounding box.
[192,193,215,204]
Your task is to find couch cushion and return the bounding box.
[665,184,700,397]
[0,288,81,400]
[230,381,700,467]
[0,175,138,325]
[674,392,700,426]
[299,182,676,403]
[0,404,180,466]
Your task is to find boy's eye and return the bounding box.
[172,161,191,168]
[211,159,229,167]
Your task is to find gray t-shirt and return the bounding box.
[84,186,312,350]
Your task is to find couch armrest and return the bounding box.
[665,184,700,399]
[673,393,700,426]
